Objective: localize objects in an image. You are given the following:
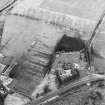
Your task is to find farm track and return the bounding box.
[0,0,16,13]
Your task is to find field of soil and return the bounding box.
[40,0,105,20]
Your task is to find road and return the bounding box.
[30,73,105,105]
